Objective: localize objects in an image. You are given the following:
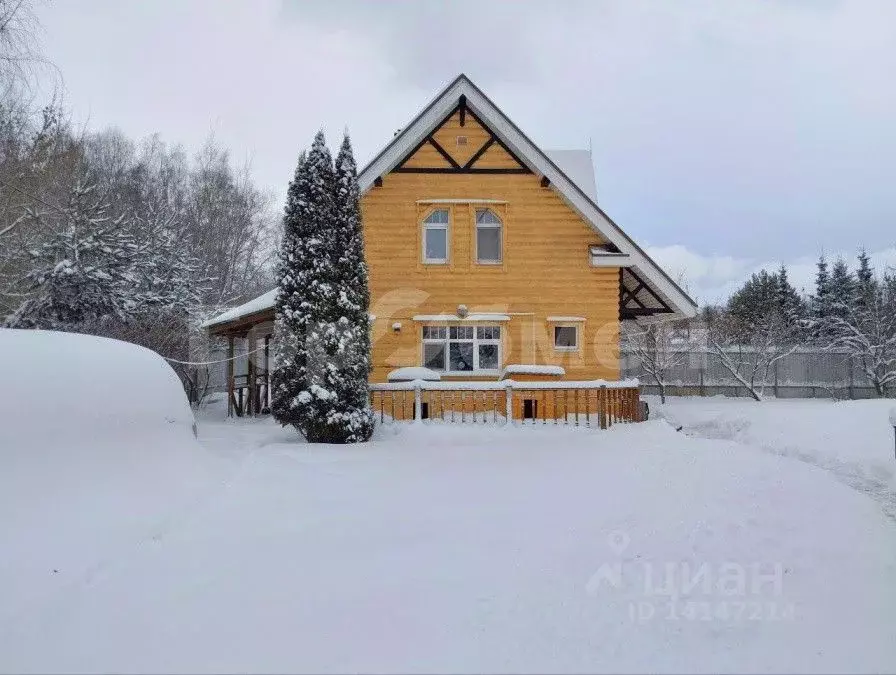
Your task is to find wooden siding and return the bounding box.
[431,111,493,166]
[362,171,620,383]
[401,142,454,169]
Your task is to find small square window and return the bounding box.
[554,326,578,350]
[450,326,474,340]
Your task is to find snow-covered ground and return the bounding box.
[656,395,896,518]
[2,349,896,673]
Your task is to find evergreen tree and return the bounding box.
[271,131,373,443]
[728,269,780,334]
[854,249,876,309]
[327,132,374,441]
[775,263,805,329]
[811,254,829,319]
[5,183,141,329]
[827,257,855,322]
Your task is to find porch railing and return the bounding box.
[368,380,642,428]
[229,371,270,417]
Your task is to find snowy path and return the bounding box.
[2,405,896,673]
[656,397,896,521]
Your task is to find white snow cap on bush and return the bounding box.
[387,367,442,382]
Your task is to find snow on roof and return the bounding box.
[202,289,277,328]
[545,149,598,203]
[387,367,443,382]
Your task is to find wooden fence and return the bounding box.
[368,381,643,428]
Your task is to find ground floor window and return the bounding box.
[422,325,501,373]
[553,325,579,351]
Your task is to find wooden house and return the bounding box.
[204,75,697,421]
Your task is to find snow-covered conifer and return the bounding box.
[272,131,373,442]
[5,183,141,329]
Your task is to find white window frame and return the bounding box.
[553,325,579,352]
[421,324,502,374]
[422,208,450,264]
[475,208,503,265]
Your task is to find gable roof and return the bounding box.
[358,74,697,318]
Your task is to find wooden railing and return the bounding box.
[368,380,642,428]
[229,371,270,417]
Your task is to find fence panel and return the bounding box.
[622,348,885,399]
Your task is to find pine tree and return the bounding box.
[811,254,829,319]
[827,257,855,322]
[5,183,141,329]
[271,131,373,443]
[854,249,876,309]
[775,263,805,330]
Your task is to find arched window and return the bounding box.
[475,209,503,264]
[422,209,449,264]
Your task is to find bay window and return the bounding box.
[422,324,501,373]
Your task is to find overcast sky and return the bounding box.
[34,0,896,304]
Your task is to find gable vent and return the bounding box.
[456,135,468,146]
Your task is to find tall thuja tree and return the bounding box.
[328,133,374,441]
[272,131,373,442]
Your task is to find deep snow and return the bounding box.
[1,386,895,672]
[656,395,896,519]
[0,329,214,645]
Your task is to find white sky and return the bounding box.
[34,0,896,304]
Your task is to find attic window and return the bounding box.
[456,136,468,146]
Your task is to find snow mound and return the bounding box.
[0,329,214,627]
[0,328,195,446]
[387,366,442,382]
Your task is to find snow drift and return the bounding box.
[0,329,214,630]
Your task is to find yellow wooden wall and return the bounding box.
[361,111,620,383]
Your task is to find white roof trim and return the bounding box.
[416,198,507,205]
[358,74,697,319]
[591,252,633,268]
[412,313,511,322]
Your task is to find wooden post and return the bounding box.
[599,385,607,430]
[246,335,256,416]
[264,334,271,409]
[226,335,235,418]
